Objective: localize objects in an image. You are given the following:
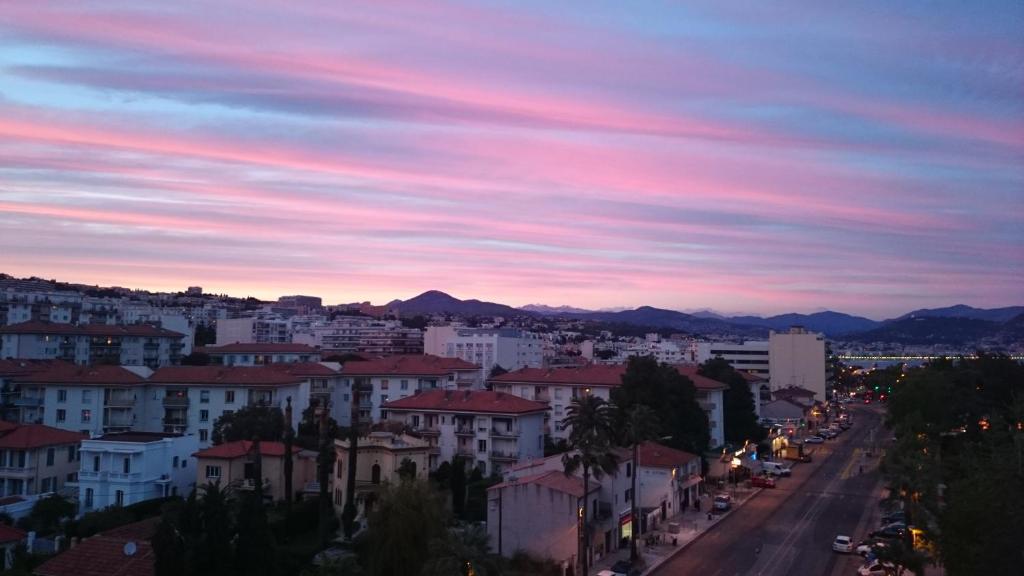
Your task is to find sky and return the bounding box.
[0,1,1021,320]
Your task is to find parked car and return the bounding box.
[832,535,854,553]
[869,524,907,540]
[713,494,732,511]
[881,511,906,524]
[856,539,889,556]
[804,435,825,444]
[751,475,776,488]
[762,461,792,476]
[857,560,895,575]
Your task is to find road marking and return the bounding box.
[839,448,861,480]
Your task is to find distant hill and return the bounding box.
[727,311,880,337]
[847,316,1001,345]
[519,304,595,315]
[893,304,1024,323]
[388,290,522,317]
[571,306,767,336]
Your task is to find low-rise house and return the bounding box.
[341,355,481,423]
[78,432,197,514]
[382,390,546,474]
[33,517,157,576]
[0,524,26,570]
[193,440,316,502]
[486,470,596,572]
[760,398,808,423]
[0,423,86,498]
[199,343,321,366]
[332,431,431,518]
[636,442,702,529]
[772,386,817,409]
[0,321,186,368]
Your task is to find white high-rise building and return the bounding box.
[424,326,543,377]
[769,327,826,401]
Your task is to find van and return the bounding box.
[762,461,792,476]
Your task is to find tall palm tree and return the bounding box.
[562,395,619,576]
[619,404,661,563]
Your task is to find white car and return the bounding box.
[804,435,825,444]
[857,539,889,556]
[832,534,854,553]
[858,560,895,575]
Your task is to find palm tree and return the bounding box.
[619,404,661,563]
[562,395,619,576]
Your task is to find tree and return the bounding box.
[699,358,766,443]
[561,395,619,576]
[619,404,660,563]
[212,405,285,445]
[194,324,217,347]
[298,402,341,450]
[450,457,467,518]
[489,365,509,378]
[612,356,709,455]
[235,492,277,576]
[421,523,500,576]
[366,479,445,576]
[181,352,211,366]
[397,458,417,481]
[20,494,74,535]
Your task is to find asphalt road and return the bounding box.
[652,405,886,576]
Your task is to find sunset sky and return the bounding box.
[1,1,1021,319]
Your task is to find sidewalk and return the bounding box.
[591,484,763,575]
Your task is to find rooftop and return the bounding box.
[0,320,183,338]
[199,343,320,355]
[15,364,146,385]
[194,440,302,460]
[342,354,478,376]
[34,518,157,576]
[489,470,596,498]
[383,389,548,415]
[148,365,305,386]
[637,441,699,469]
[90,432,183,443]
[0,424,87,450]
[491,363,730,390]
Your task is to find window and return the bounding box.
[206,465,221,479]
[477,439,487,453]
[81,390,93,404]
[81,409,91,423]
[173,456,179,468]
[115,490,125,507]
[371,464,381,484]
[67,446,75,463]
[84,488,94,508]
[56,409,66,423]
[46,448,55,466]
[380,394,388,405]
[123,457,131,474]
[15,451,25,468]
[93,455,100,472]
[41,477,52,493]
[336,460,343,477]
[200,390,210,403]
[200,409,209,422]
[380,379,389,391]
[411,415,420,428]
[554,388,563,400]
[626,462,632,478]
[224,390,235,403]
[181,459,187,469]
[625,488,632,502]
[57,389,67,403]
[222,410,233,418]
[400,379,409,391]
[199,429,208,443]
[66,472,76,483]
[343,394,350,402]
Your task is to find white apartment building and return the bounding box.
[341,355,482,423]
[200,343,321,366]
[78,432,197,513]
[769,327,827,401]
[0,422,85,498]
[0,321,186,368]
[215,317,290,345]
[17,364,150,435]
[694,340,770,378]
[382,389,547,474]
[293,317,423,356]
[424,326,544,377]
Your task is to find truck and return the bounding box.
[783,444,812,462]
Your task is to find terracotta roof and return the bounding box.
[0,320,183,338]
[383,389,548,415]
[91,432,181,443]
[34,518,157,576]
[148,366,304,386]
[0,359,69,377]
[0,421,19,433]
[265,362,338,377]
[0,523,26,543]
[0,424,86,449]
[773,386,817,398]
[341,354,478,376]
[200,343,319,354]
[15,364,145,386]
[490,365,625,387]
[637,441,698,469]
[194,440,301,460]
[737,371,767,382]
[489,470,595,498]
[491,364,729,390]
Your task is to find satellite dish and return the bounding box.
[123,541,137,557]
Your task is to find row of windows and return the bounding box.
[55,389,237,404]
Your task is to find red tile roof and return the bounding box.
[0,523,26,544]
[0,320,183,338]
[193,440,301,460]
[737,371,767,383]
[637,441,698,469]
[200,343,319,354]
[0,424,86,450]
[34,518,157,576]
[342,354,479,376]
[773,386,817,398]
[91,432,182,443]
[148,366,304,386]
[491,364,729,390]
[0,421,18,434]
[265,362,338,377]
[489,470,595,498]
[383,389,547,415]
[14,364,145,386]
[0,359,69,377]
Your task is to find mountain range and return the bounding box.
[387,291,1023,344]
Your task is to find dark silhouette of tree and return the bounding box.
[489,364,509,378]
[366,480,444,576]
[181,352,211,366]
[212,405,285,445]
[450,457,467,518]
[699,357,766,443]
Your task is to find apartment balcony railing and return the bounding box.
[489,450,519,462]
[456,447,476,458]
[454,426,475,436]
[411,426,440,436]
[77,470,106,481]
[105,397,135,407]
[103,417,134,428]
[162,418,188,426]
[163,396,190,408]
[107,471,142,481]
[143,342,160,351]
[235,478,271,491]
[11,397,43,407]
[534,391,551,402]
[490,427,519,438]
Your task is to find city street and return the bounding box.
[652,405,886,576]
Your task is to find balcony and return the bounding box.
[454,426,475,437]
[163,396,189,408]
[11,397,43,407]
[456,447,476,458]
[107,471,142,481]
[103,416,134,428]
[105,397,135,408]
[77,470,106,481]
[491,427,519,438]
[411,426,440,436]
[489,450,519,462]
[162,417,187,427]
[236,478,271,491]
[534,391,551,402]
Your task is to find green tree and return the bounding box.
[561,395,619,576]
[181,352,211,366]
[212,405,285,445]
[450,457,467,518]
[422,523,500,576]
[619,404,660,562]
[20,494,74,535]
[235,493,277,576]
[397,458,417,481]
[699,358,766,443]
[366,479,445,576]
[612,356,709,455]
